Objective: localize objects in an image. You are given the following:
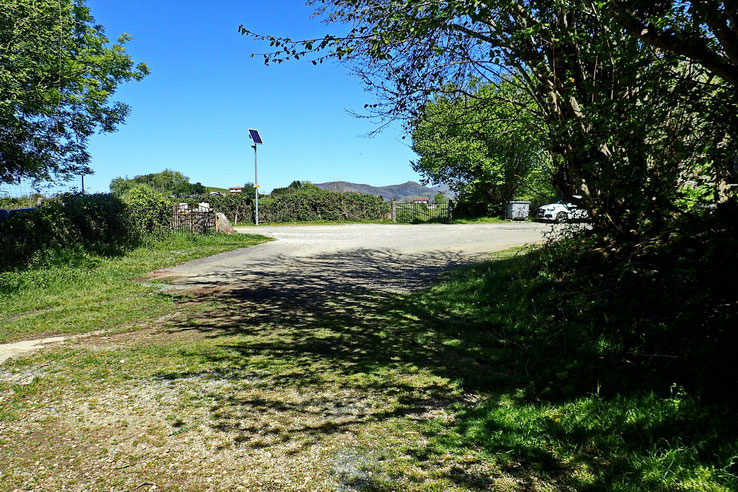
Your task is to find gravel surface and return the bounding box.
[154,223,553,294]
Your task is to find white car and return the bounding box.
[537,200,590,223]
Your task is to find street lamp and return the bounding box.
[248,129,263,225]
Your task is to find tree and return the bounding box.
[433,192,449,205]
[411,79,554,212]
[0,0,148,185]
[240,0,737,236]
[270,180,320,197]
[110,170,204,196]
[242,182,256,195]
[608,1,738,89]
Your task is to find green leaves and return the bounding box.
[0,0,148,185]
[411,78,554,212]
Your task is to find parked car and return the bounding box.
[537,198,590,223]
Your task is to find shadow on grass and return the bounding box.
[159,247,737,489]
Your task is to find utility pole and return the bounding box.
[248,129,264,225]
[253,143,259,225]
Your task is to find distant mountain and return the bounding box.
[315,180,455,201]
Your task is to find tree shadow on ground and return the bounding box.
[158,248,737,490]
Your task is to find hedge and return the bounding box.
[0,193,140,270]
[175,189,389,224]
[0,188,390,270]
[257,189,390,223]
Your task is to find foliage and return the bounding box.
[0,194,42,209]
[240,0,738,238]
[241,182,256,195]
[110,169,205,197]
[432,192,448,204]
[258,188,390,223]
[120,185,174,235]
[269,180,321,197]
[0,193,138,270]
[123,185,390,226]
[0,0,148,185]
[411,79,554,215]
[607,1,738,88]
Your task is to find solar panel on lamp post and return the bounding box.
[248,129,263,225]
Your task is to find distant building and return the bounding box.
[412,197,430,204]
[229,187,243,194]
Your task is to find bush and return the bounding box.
[257,188,390,223]
[122,185,174,235]
[0,195,42,209]
[0,193,140,270]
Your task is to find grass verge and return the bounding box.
[0,232,270,343]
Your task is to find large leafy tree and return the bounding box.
[608,0,738,89]
[110,170,205,197]
[241,0,737,236]
[411,79,554,210]
[0,0,148,185]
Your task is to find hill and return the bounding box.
[315,180,454,201]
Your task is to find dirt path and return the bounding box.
[0,336,69,364]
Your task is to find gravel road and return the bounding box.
[154,223,554,295]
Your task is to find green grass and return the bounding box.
[1,233,735,489]
[451,216,507,224]
[204,186,230,194]
[0,232,270,342]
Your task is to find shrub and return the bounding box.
[122,185,174,235]
[0,195,42,209]
[257,188,390,223]
[0,193,139,270]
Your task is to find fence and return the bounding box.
[171,205,215,233]
[391,201,453,223]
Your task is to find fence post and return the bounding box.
[391,200,397,223]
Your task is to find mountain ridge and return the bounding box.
[315,180,453,201]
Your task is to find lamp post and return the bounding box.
[248,129,263,225]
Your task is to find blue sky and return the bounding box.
[68,0,423,194]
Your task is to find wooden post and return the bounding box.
[391,200,397,223]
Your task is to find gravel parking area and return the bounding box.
[155,223,553,294]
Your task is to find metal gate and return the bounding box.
[391,201,453,223]
[171,207,215,233]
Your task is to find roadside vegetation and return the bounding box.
[0,232,269,343]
